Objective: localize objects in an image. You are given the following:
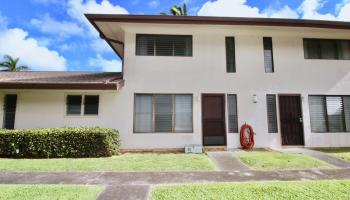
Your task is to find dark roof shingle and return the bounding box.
[0,72,124,90]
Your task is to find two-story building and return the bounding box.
[1,14,350,150]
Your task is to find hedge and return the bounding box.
[0,127,120,158]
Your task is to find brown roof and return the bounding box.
[0,72,124,90]
[86,14,350,30]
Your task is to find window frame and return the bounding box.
[225,37,236,73]
[263,37,275,73]
[135,34,193,57]
[227,94,239,133]
[133,93,194,133]
[303,38,350,60]
[65,94,100,116]
[309,95,350,133]
[266,94,278,133]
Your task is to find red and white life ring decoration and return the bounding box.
[240,123,255,150]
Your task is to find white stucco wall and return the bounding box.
[1,24,350,149]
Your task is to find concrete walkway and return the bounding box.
[97,185,149,200]
[207,151,249,171]
[1,169,350,185]
[2,169,350,199]
[273,148,350,168]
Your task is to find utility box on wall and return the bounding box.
[184,144,203,154]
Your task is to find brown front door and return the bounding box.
[279,95,304,145]
[202,94,226,146]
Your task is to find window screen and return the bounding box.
[67,95,82,115]
[304,39,350,60]
[174,95,193,132]
[309,95,350,132]
[227,94,238,133]
[266,94,278,133]
[84,95,99,115]
[309,96,327,132]
[225,37,236,73]
[136,34,192,57]
[134,94,193,133]
[263,37,274,73]
[155,95,173,132]
[134,95,153,132]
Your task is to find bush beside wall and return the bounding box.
[0,127,120,158]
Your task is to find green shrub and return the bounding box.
[0,127,120,158]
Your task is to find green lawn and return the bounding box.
[0,184,102,200]
[236,151,333,170]
[151,180,350,200]
[0,153,214,172]
[314,148,350,162]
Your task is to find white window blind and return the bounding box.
[309,96,327,132]
[309,95,350,132]
[326,96,345,132]
[174,95,193,132]
[155,95,173,132]
[134,95,153,132]
[227,94,238,133]
[134,94,193,133]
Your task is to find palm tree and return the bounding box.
[0,55,29,71]
[161,3,188,16]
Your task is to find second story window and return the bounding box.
[225,37,236,73]
[263,37,274,73]
[136,34,192,57]
[304,38,350,60]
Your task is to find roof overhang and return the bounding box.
[86,14,350,59]
[0,80,125,90]
[85,14,350,30]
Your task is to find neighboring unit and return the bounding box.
[1,15,350,149]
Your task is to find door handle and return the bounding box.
[299,117,303,123]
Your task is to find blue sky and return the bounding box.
[0,0,349,72]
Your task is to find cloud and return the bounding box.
[264,5,299,19]
[0,12,7,29]
[89,54,122,72]
[148,0,159,8]
[198,0,265,17]
[30,14,84,38]
[338,2,350,21]
[197,0,350,21]
[298,0,336,20]
[67,0,128,25]
[66,0,129,53]
[0,28,66,71]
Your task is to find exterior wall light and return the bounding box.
[253,94,258,103]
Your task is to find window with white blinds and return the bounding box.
[309,95,350,133]
[227,94,238,133]
[263,37,274,73]
[136,34,192,57]
[134,94,193,133]
[266,94,278,133]
[303,39,350,60]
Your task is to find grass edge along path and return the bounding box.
[0,184,102,200]
[235,151,334,170]
[151,180,350,200]
[0,153,215,172]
